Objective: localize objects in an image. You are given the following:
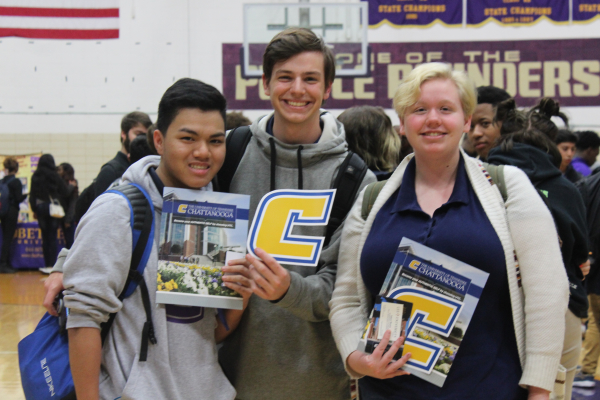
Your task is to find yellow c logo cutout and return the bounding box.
[247,190,335,266]
[388,287,463,373]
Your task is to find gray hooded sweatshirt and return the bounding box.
[219,111,376,400]
[63,156,236,400]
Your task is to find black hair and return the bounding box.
[31,154,66,199]
[58,162,75,182]
[575,130,600,151]
[555,129,578,146]
[477,86,511,106]
[145,123,158,155]
[129,134,154,164]
[495,97,565,167]
[156,78,227,136]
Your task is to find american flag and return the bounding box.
[0,0,119,39]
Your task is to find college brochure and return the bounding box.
[358,238,489,387]
[155,187,250,310]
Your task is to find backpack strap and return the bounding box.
[483,162,508,203]
[100,183,157,362]
[324,152,369,246]
[217,126,253,193]
[361,180,388,221]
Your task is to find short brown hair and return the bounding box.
[3,157,18,173]
[226,111,252,130]
[263,27,335,88]
[121,111,152,134]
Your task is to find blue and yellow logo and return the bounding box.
[247,189,335,267]
[408,260,421,270]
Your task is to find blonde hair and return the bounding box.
[393,62,476,121]
[338,106,401,172]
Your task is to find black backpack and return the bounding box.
[217,125,369,246]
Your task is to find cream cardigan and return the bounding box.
[329,152,569,392]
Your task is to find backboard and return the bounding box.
[242,2,369,79]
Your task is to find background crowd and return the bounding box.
[2,31,600,399]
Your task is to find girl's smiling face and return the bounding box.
[400,78,471,161]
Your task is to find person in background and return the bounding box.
[225,111,252,130]
[128,133,155,164]
[107,135,157,191]
[338,106,402,181]
[555,129,583,183]
[145,123,158,155]
[75,111,152,223]
[57,163,78,249]
[461,133,477,157]
[574,161,600,388]
[29,154,68,270]
[330,63,567,400]
[0,157,26,273]
[467,85,511,160]
[572,131,600,177]
[488,97,588,400]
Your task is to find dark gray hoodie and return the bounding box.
[219,111,376,400]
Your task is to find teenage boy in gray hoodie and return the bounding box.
[59,78,252,400]
[218,28,376,400]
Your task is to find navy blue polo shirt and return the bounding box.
[359,156,526,400]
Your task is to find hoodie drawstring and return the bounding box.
[297,146,304,190]
[269,137,277,192]
[269,138,305,191]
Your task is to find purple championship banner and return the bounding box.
[573,0,600,22]
[363,0,462,27]
[467,0,568,26]
[223,38,600,110]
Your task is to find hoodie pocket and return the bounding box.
[118,354,143,400]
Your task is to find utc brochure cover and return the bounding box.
[358,238,489,387]
[155,187,250,310]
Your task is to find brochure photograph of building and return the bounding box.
[359,238,489,387]
[155,187,250,310]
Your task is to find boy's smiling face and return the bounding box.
[154,108,225,190]
[262,51,331,142]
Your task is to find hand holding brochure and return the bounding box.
[358,238,489,387]
[155,187,250,310]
